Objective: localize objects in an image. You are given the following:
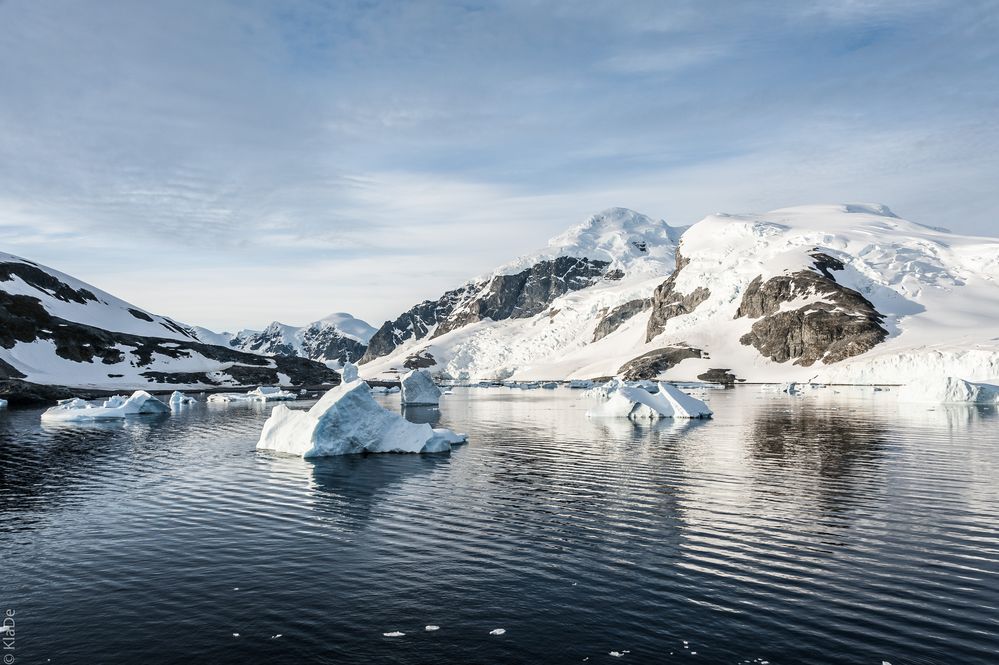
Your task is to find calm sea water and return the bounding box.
[1,386,997,664]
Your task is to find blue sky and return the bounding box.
[1,0,997,331]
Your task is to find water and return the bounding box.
[1,387,997,664]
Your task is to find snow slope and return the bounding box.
[361,208,685,380]
[0,251,338,390]
[362,204,999,384]
[1,251,196,340]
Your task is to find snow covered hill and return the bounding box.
[193,313,375,365]
[360,204,999,384]
[359,207,687,379]
[0,252,338,394]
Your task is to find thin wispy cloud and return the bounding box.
[0,0,996,330]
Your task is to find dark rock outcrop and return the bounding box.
[361,256,610,363]
[645,252,710,342]
[592,298,652,342]
[403,350,436,369]
[618,346,703,380]
[697,368,738,385]
[735,252,888,366]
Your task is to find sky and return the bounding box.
[1,0,997,331]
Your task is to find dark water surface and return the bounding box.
[1,387,997,664]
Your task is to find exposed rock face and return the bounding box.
[618,346,703,380]
[735,253,888,366]
[645,253,711,342]
[361,256,610,363]
[697,368,738,385]
[592,298,651,342]
[404,350,436,369]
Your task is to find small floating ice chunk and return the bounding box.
[271,634,282,639]
[401,369,442,406]
[609,650,630,657]
[0,398,7,409]
[489,628,506,636]
[383,631,405,637]
[248,386,297,401]
[232,633,240,638]
[425,625,440,632]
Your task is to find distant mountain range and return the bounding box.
[5,202,999,397]
[192,314,375,365]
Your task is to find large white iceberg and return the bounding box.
[400,369,442,406]
[587,382,712,420]
[341,362,359,383]
[41,390,171,422]
[898,376,999,404]
[256,380,467,457]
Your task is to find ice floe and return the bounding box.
[41,391,170,422]
[488,628,506,636]
[400,369,442,406]
[256,380,466,457]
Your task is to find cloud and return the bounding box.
[0,0,997,329]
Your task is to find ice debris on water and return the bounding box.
[489,628,506,636]
[609,650,630,657]
[425,625,440,632]
[383,631,405,637]
[271,634,282,639]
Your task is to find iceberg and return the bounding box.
[169,391,196,408]
[256,380,467,457]
[248,386,297,401]
[41,390,171,422]
[898,376,999,404]
[569,379,594,389]
[400,369,442,406]
[207,392,254,403]
[0,398,6,409]
[587,382,712,420]
[341,361,359,383]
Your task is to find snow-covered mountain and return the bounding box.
[360,207,687,379]
[193,313,375,364]
[360,204,999,384]
[0,251,338,395]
